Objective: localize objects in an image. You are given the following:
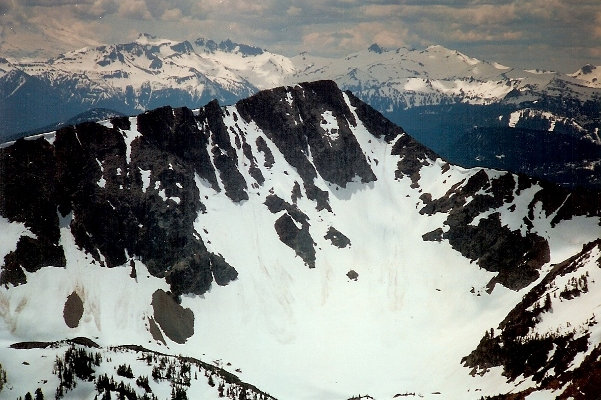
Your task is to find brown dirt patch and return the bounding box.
[63,291,84,328]
[151,289,194,344]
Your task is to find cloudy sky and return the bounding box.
[1,0,600,72]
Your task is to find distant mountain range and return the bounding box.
[2,34,600,187]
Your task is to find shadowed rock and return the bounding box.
[151,289,194,344]
[63,291,84,328]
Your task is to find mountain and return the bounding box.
[0,34,294,139]
[6,108,126,142]
[3,37,601,191]
[570,64,601,88]
[1,80,600,399]
[294,44,601,188]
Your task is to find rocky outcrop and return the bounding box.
[63,292,84,328]
[265,194,315,267]
[0,138,66,285]
[237,80,378,210]
[324,227,351,248]
[0,107,238,298]
[463,240,601,398]
[198,100,249,201]
[420,170,551,290]
[151,289,194,344]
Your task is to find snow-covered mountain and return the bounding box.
[2,35,600,188]
[570,64,601,88]
[4,35,600,132]
[0,34,293,140]
[1,80,600,399]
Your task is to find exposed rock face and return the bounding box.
[63,291,84,328]
[237,80,378,210]
[0,138,66,285]
[0,107,238,298]
[346,270,359,281]
[462,240,601,399]
[147,317,166,345]
[265,194,315,267]
[324,227,351,248]
[151,289,194,344]
[198,100,248,201]
[420,170,552,290]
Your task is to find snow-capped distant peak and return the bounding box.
[569,63,601,87]
[134,32,171,46]
[423,44,481,65]
[576,64,597,75]
[193,37,265,57]
[368,43,384,54]
[492,62,510,70]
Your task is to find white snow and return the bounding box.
[493,62,510,70]
[508,110,521,127]
[120,117,141,164]
[0,217,36,265]
[96,158,106,188]
[319,110,340,142]
[404,77,429,92]
[139,168,151,193]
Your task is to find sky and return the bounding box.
[1,0,601,73]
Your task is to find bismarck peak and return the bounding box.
[0,80,399,294]
[2,80,601,399]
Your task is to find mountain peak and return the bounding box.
[135,32,170,46]
[193,37,264,56]
[368,43,384,54]
[137,32,156,40]
[580,63,597,74]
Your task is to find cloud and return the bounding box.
[21,0,91,5]
[301,21,414,55]
[286,6,302,16]
[595,13,601,39]
[73,0,119,19]
[0,0,12,14]
[361,4,402,18]
[118,0,151,20]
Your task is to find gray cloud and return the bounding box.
[0,0,12,14]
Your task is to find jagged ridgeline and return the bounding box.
[1,80,601,399]
[0,80,384,296]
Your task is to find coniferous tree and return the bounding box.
[544,292,552,312]
[0,363,6,391]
